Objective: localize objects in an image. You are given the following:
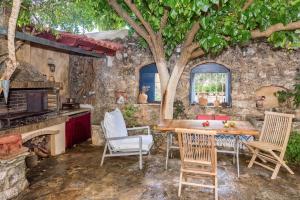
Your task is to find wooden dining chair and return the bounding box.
[175,128,218,200]
[244,111,294,179]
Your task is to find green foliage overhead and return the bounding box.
[1,0,125,33]
[2,0,300,56]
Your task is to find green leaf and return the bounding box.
[210,0,219,5]
[11,0,300,59]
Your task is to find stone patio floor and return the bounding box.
[15,143,300,200]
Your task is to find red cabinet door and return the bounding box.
[65,112,91,148]
[65,117,75,148]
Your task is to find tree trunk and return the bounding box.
[156,60,170,121]
[161,63,186,119]
[155,58,169,96]
[1,0,22,82]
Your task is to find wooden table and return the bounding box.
[156,120,259,177]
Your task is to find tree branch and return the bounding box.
[108,0,169,92]
[251,21,300,38]
[124,0,156,40]
[242,0,254,11]
[190,48,205,60]
[1,0,22,82]
[158,9,169,35]
[175,23,201,68]
[121,0,166,65]
[182,22,200,48]
[107,0,151,44]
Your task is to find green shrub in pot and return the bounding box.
[122,104,139,127]
[286,131,300,165]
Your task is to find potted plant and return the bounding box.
[174,100,187,119]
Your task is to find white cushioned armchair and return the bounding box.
[100,108,153,169]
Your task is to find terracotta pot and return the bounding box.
[199,96,208,106]
[0,134,22,157]
[214,99,220,107]
[138,92,148,104]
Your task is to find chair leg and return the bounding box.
[178,171,183,197]
[235,136,240,177]
[268,150,294,175]
[281,162,294,175]
[165,133,170,170]
[170,134,174,158]
[248,149,259,168]
[271,162,282,179]
[233,137,236,164]
[139,150,143,170]
[100,142,108,166]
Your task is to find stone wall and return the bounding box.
[0,152,28,200]
[70,36,300,127]
[68,37,156,124]
[182,43,299,118]
[68,55,105,123]
[0,36,100,102]
[17,43,70,102]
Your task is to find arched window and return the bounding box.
[190,63,231,107]
[139,63,161,103]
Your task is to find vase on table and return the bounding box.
[138,86,149,104]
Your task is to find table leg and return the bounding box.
[233,136,236,164]
[236,136,240,177]
[165,132,170,170]
[170,133,174,158]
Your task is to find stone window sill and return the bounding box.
[190,103,232,108]
[135,103,160,106]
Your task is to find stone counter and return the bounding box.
[59,108,91,117]
[0,109,91,156]
[0,108,91,136]
[0,116,68,136]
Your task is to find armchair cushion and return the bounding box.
[104,108,128,138]
[111,135,153,152]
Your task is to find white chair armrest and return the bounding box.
[127,126,151,135]
[107,135,141,141]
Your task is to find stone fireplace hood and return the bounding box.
[3,62,61,89]
[10,80,61,89]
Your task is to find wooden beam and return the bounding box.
[0,27,105,58]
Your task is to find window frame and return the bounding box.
[190,63,232,107]
[139,63,161,104]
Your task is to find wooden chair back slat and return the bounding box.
[260,112,294,148]
[176,128,216,168]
